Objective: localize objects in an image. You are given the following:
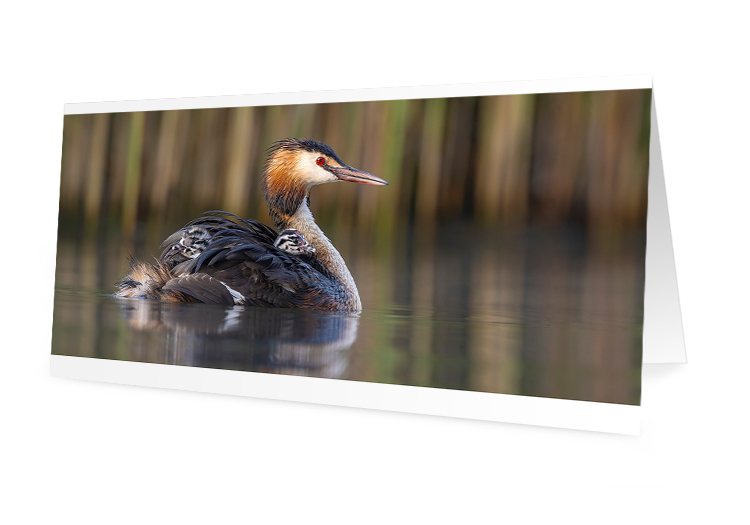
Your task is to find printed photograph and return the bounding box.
[52,88,651,405]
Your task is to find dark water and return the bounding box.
[52,220,643,405]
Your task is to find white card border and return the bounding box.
[51,354,640,435]
[643,94,687,363]
[64,75,652,114]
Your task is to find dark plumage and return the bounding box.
[115,139,388,311]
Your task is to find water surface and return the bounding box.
[52,220,643,405]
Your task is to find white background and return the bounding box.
[1,1,748,523]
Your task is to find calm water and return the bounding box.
[52,220,643,405]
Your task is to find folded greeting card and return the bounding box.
[50,75,684,434]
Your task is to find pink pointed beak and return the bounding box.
[330,165,389,186]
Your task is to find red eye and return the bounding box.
[316,156,325,166]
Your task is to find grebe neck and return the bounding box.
[280,201,361,311]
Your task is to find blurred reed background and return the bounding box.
[58,89,651,242]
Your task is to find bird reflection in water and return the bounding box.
[117,298,359,379]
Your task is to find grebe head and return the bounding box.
[262,138,388,225]
[274,229,316,256]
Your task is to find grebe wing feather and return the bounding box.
[156,212,345,309]
[159,211,278,266]
[190,242,343,308]
[162,273,236,305]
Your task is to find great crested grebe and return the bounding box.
[116,138,388,311]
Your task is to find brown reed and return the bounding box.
[59,89,651,237]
